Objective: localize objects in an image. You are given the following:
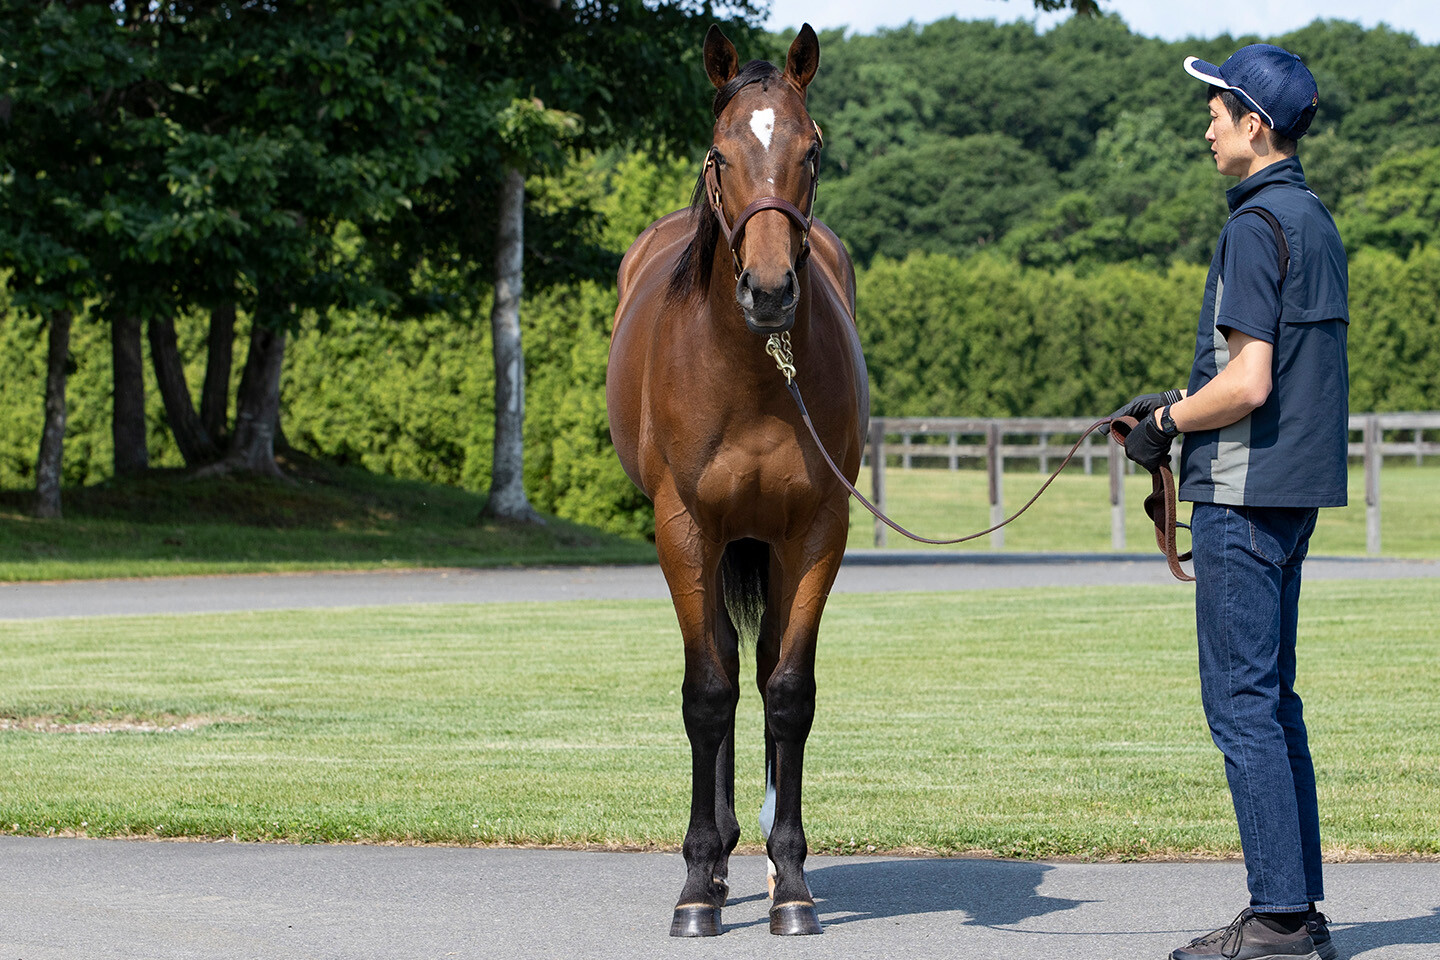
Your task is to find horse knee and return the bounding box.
[764,669,815,742]
[682,672,735,742]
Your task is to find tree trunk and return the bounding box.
[201,302,235,443]
[148,313,220,466]
[483,166,543,524]
[111,313,148,476]
[215,320,287,478]
[35,309,72,518]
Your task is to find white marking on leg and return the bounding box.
[759,762,776,839]
[750,108,775,150]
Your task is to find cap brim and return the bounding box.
[1184,56,1227,87]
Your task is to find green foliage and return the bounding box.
[1347,246,1440,411]
[282,280,651,539]
[825,134,1059,262]
[5,16,1440,543]
[1337,146,1440,256]
[807,17,1440,269]
[856,253,1200,417]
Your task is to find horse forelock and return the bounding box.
[666,61,790,306]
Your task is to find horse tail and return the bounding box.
[719,538,769,647]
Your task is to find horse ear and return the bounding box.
[704,24,739,90]
[784,24,819,94]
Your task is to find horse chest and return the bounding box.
[665,429,833,538]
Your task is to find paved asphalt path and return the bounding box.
[2,552,1437,619]
[0,838,1436,959]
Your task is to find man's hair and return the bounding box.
[1209,85,1297,156]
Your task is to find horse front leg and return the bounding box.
[711,593,743,902]
[654,495,732,937]
[764,516,846,936]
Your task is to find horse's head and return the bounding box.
[703,25,821,335]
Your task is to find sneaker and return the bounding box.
[1306,910,1338,960]
[1170,908,1320,960]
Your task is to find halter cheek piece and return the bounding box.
[705,121,823,279]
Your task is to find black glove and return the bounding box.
[1101,389,1182,435]
[1117,413,1173,473]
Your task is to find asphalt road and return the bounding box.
[0,838,1435,960]
[2,552,1437,620]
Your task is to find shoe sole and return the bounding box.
[1171,951,1321,960]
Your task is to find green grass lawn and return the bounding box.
[847,463,1440,557]
[3,580,1437,859]
[0,455,655,581]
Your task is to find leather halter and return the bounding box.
[704,121,822,279]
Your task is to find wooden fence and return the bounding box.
[862,412,1440,554]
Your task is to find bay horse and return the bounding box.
[607,23,867,938]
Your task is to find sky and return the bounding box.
[764,0,1440,44]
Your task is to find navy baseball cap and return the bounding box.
[1184,44,1319,140]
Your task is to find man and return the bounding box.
[1110,44,1349,960]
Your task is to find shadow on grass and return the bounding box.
[0,453,656,580]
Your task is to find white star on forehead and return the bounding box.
[750,108,775,150]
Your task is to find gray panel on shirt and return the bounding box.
[1209,275,1253,504]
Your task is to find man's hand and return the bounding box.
[1102,389,1182,435]
[1118,413,1173,473]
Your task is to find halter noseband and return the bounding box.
[704,120,823,279]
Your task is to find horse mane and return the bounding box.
[666,60,785,305]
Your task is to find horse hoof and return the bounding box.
[769,901,822,936]
[671,904,722,937]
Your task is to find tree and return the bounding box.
[363,0,764,523]
[0,2,134,515]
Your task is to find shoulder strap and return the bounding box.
[1233,206,1289,287]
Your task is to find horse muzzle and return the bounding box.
[736,268,798,335]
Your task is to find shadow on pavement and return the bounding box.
[1338,906,1440,958]
[804,857,1090,928]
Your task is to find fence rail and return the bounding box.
[861,412,1440,554]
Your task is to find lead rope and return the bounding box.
[765,334,1194,578]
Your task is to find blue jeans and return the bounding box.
[1190,503,1323,913]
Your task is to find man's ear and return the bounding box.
[704,25,739,90]
[1245,113,1267,146]
[784,24,819,95]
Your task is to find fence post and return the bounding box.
[988,422,1004,550]
[1109,435,1125,550]
[871,419,887,548]
[1083,434,1094,475]
[1038,431,1049,474]
[949,432,958,470]
[1365,415,1381,556]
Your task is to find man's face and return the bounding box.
[1205,95,1256,177]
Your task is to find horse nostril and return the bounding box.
[781,269,799,310]
[735,270,755,311]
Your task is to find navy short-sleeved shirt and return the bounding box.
[1179,157,1350,508]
